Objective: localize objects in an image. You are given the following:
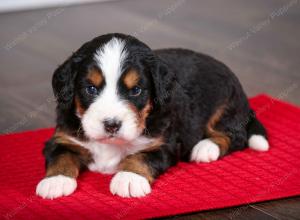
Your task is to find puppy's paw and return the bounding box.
[191,139,220,163]
[110,171,151,198]
[36,175,77,199]
[248,135,269,151]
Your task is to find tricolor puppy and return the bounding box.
[36,33,269,199]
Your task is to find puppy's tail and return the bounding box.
[246,110,269,151]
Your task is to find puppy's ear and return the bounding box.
[52,57,77,110]
[151,58,175,107]
[52,52,85,109]
[52,39,93,110]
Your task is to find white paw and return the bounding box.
[190,139,220,163]
[110,171,151,198]
[36,175,77,199]
[248,135,269,151]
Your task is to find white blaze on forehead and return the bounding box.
[92,37,129,119]
[82,37,140,141]
[94,37,127,87]
[92,37,129,118]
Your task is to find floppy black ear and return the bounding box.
[52,51,85,110]
[52,57,76,110]
[151,58,175,107]
[52,38,93,110]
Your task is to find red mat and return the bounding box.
[1,94,300,220]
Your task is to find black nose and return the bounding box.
[103,119,122,134]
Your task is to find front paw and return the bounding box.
[36,175,77,199]
[110,171,151,198]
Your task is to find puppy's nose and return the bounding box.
[103,119,121,134]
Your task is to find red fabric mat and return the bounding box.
[0,94,300,220]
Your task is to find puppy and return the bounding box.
[36,33,269,199]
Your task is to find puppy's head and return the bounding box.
[52,33,172,144]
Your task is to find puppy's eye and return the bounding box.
[129,86,142,97]
[86,86,98,95]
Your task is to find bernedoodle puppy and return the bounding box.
[36,33,269,199]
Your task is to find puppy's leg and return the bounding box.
[36,135,91,199]
[191,104,248,163]
[110,144,177,198]
[190,137,229,163]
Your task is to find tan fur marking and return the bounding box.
[141,136,164,152]
[138,100,152,130]
[54,131,76,145]
[119,154,154,183]
[75,96,85,116]
[119,137,164,183]
[52,131,93,168]
[87,68,103,86]
[46,153,80,178]
[123,69,140,89]
[128,100,153,131]
[206,104,231,156]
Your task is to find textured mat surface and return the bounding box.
[0,95,300,220]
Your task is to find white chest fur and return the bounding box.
[68,136,154,174]
[86,142,125,174]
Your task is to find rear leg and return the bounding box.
[247,110,269,151]
[191,104,249,163]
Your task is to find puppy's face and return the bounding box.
[68,37,153,144]
[53,34,172,144]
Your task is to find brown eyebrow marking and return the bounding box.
[87,68,103,86]
[123,69,140,89]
